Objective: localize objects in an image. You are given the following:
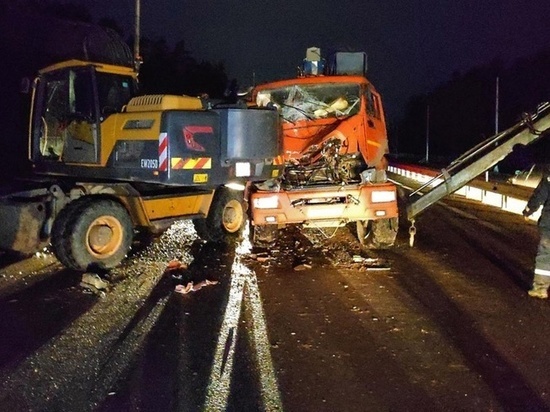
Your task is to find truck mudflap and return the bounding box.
[249,182,398,227]
[0,197,49,254]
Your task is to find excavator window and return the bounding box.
[36,67,98,163]
[96,72,134,119]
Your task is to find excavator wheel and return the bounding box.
[52,198,133,271]
[356,217,398,249]
[51,197,91,270]
[193,187,245,242]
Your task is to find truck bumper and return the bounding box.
[250,182,398,227]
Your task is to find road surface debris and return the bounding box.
[174,279,219,294]
[80,273,109,290]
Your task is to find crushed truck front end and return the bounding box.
[248,49,399,248]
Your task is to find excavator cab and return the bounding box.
[30,60,137,165]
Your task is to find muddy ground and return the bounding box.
[0,188,549,411]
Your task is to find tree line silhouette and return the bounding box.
[1,0,548,178]
[0,0,232,178]
[392,51,550,172]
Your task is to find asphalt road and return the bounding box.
[0,180,548,411]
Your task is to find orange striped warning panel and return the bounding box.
[171,157,212,169]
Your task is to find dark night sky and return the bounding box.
[75,0,550,123]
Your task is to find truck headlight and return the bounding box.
[253,195,279,209]
[371,190,396,203]
[236,162,251,177]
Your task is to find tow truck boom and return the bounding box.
[406,101,550,221]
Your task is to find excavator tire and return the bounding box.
[51,197,91,269]
[193,187,245,242]
[356,217,398,249]
[52,198,133,271]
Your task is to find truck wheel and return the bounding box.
[53,199,133,270]
[356,217,398,249]
[249,223,278,248]
[193,187,245,242]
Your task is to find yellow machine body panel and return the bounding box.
[125,95,204,112]
[39,59,137,78]
[141,192,214,221]
[98,111,163,167]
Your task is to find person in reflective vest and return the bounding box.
[523,166,550,298]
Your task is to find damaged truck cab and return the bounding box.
[248,49,399,247]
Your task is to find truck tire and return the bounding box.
[193,187,245,242]
[52,198,133,271]
[249,223,279,248]
[356,217,398,249]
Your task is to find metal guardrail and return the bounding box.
[388,164,541,222]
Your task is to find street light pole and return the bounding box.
[425,104,430,163]
[495,76,500,135]
[134,0,141,69]
[487,76,501,180]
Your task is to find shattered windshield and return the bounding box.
[256,83,361,123]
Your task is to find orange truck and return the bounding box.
[247,48,550,249]
[248,48,399,247]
